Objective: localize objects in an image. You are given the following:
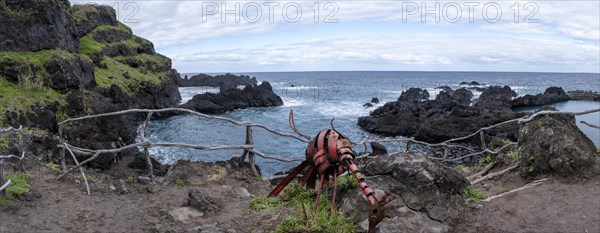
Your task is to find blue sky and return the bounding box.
[73,1,600,73]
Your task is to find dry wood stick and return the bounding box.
[64,143,91,195]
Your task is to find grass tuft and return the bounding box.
[272,181,358,233]
[250,197,283,211]
[464,186,487,200]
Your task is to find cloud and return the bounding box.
[71,1,600,72]
[172,34,600,72]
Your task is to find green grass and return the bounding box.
[94,56,166,93]
[479,155,493,167]
[0,78,65,123]
[596,148,600,155]
[175,177,185,186]
[272,181,358,233]
[250,196,283,211]
[336,175,359,190]
[0,196,10,206]
[4,172,31,201]
[464,186,487,200]
[45,163,62,174]
[81,175,100,184]
[506,150,519,161]
[0,135,9,150]
[79,34,104,56]
[453,164,477,174]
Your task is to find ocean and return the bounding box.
[144,71,600,177]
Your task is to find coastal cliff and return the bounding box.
[0,1,181,168]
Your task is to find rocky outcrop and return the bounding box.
[181,82,283,114]
[340,152,468,232]
[358,86,523,143]
[179,73,258,87]
[512,87,571,108]
[518,108,600,178]
[0,0,79,52]
[71,4,119,37]
[1,2,181,170]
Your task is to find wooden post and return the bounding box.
[18,126,25,172]
[59,126,67,174]
[0,159,5,196]
[404,141,412,153]
[239,126,251,162]
[246,126,259,178]
[142,113,154,178]
[145,148,153,178]
[479,131,487,151]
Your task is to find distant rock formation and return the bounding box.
[512,87,571,108]
[357,86,525,143]
[179,73,258,87]
[181,82,283,114]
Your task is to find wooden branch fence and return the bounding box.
[0,126,29,196]
[56,108,308,188]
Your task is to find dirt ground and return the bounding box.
[450,171,600,233]
[0,156,288,233]
[1,156,599,233]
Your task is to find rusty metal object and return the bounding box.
[268,110,394,232]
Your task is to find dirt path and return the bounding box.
[450,176,600,233]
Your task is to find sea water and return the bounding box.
[143,71,600,176]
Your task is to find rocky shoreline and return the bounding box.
[1,1,600,233]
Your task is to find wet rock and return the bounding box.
[370,141,388,156]
[364,103,374,108]
[187,189,220,213]
[168,207,204,223]
[179,73,258,87]
[512,87,571,108]
[518,108,600,178]
[398,88,430,103]
[371,97,380,104]
[18,190,42,202]
[358,86,523,143]
[181,81,283,114]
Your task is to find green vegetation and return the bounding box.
[1,172,32,206]
[175,177,185,186]
[250,197,283,211]
[464,186,487,200]
[0,135,9,150]
[479,155,493,167]
[506,150,519,161]
[0,50,71,123]
[45,163,62,174]
[273,182,358,233]
[596,148,600,155]
[528,166,535,173]
[79,34,104,56]
[453,164,477,174]
[81,175,100,184]
[0,78,65,123]
[336,175,359,190]
[528,155,536,162]
[94,56,166,93]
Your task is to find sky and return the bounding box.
[71,1,600,73]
